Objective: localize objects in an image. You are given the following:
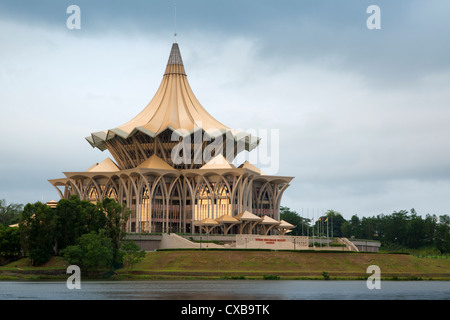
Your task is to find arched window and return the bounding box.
[87,186,99,203]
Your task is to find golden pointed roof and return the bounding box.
[200,154,236,170]
[215,214,240,224]
[238,161,264,175]
[261,215,281,225]
[234,210,263,221]
[137,154,175,171]
[194,218,220,226]
[278,220,295,229]
[85,158,119,172]
[87,42,259,152]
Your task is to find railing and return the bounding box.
[338,238,359,252]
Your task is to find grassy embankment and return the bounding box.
[1,250,449,280]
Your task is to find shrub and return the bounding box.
[263,274,280,280]
[121,240,145,271]
[61,230,113,276]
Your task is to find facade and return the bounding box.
[49,42,294,235]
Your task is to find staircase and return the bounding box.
[338,238,359,252]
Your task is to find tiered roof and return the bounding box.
[86,43,259,154]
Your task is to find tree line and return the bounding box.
[280,207,450,253]
[0,196,145,274]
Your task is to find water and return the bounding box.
[0,280,448,300]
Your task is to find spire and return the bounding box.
[174,3,177,43]
[165,42,186,75]
[167,43,183,65]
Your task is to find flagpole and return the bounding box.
[301,208,304,236]
[312,209,314,248]
[331,214,333,239]
[326,217,329,246]
[306,208,309,238]
[318,212,321,248]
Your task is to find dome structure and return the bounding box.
[86,43,259,170]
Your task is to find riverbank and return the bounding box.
[1,250,449,280]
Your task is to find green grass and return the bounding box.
[2,250,449,280]
[0,256,68,271]
[120,250,450,279]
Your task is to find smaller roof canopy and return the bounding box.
[234,211,263,221]
[278,220,295,229]
[194,218,220,226]
[200,154,236,170]
[85,158,119,172]
[261,215,281,225]
[238,161,264,175]
[137,154,175,171]
[215,214,239,224]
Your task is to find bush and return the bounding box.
[263,274,280,280]
[61,231,113,276]
[120,240,145,271]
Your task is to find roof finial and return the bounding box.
[174,3,177,43]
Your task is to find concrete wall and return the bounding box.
[235,234,309,250]
[352,240,381,252]
[125,234,162,251]
[126,233,380,252]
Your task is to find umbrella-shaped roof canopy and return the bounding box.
[194,218,220,226]
[85,158,120,172]
[215,214,240,224]
[136,154,176,171]
[200,154,236,170]
[261,215,281,225]
[278,220,295,229]
[86,43,259,153]
[234,211,264,221]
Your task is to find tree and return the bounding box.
[434,215,450,254]
[324,210,346,238]
[19,202,56,266]
[384,210,408,245]
[120,240,145,271]
[341,221,352,238]
[423,214,437,247]
[360,216,379,240]
[61,231,113,276]
[55,195,105,253]
[342,215,361,239]
[0,226,21,257]
[99,198,130,265]
[280,206,308,236]
[405,210,425,248]
[0,199,23,227]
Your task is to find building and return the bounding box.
[49,41,294,236]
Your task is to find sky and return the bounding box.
[0,0,449,219]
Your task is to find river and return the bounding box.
[0,280,448,300]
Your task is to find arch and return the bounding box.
[149,176,167,233]
[258,182,274,218]
[168,177,183,233]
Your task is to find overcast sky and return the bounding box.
[1,1,449,219]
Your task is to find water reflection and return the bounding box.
[0,280,449,300]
